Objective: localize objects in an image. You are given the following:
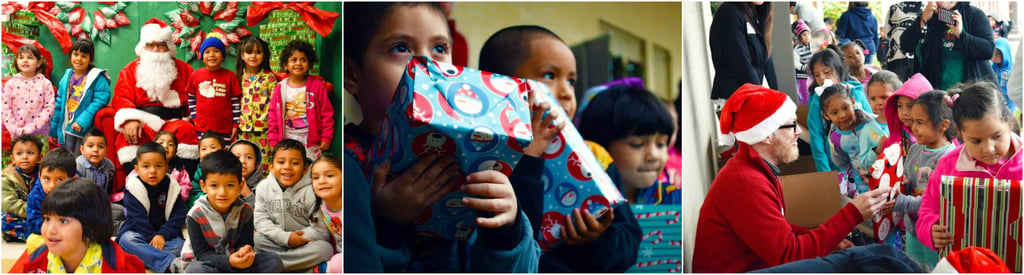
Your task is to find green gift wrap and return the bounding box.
[259,9,318,75]
[2,10,40,78]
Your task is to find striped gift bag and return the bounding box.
[939,176,1022,272]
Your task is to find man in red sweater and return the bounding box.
[692,84,889,272]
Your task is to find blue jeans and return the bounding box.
[118,230,184,272]
[751,244,924,273]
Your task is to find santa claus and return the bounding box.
[111,18,198,164]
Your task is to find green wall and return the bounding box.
[28,2,346,156]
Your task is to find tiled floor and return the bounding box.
[2,239,27,272]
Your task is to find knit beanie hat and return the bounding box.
[199,36,226,59]
[719,84,797,145]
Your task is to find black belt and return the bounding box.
[138,106,185,120]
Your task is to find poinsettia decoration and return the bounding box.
[53,2,131,45]
[165,1,250,62]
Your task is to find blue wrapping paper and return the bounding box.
[370,56,626,243]
[369,56,534,240]
[527,79,627,250]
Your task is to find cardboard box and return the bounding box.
[780,171,843,229]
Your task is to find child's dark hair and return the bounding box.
[808,48,852,91]
[11,134,43,153]
[271,139,309,164]
[867,70,901,92]
[577,85,675,148]
[478,25,563,76]
[81,128,107,145]
[839,40,866,53]
[819,83,854,108]
[235,36,272,83]
[17,44,46,74]
[40,148,75,176]
[912,91,959,142]
[342,2,447,66]
[313,154,343,171]
[280,40,318,71]
[155,131,178,145]
[41,178,113,244]
[201,150,243,183]
[68,38,95,70]
[200,131,227,147]
[951,82,1018,131]
[136,142,168,161]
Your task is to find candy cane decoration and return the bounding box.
[669,240,682,247]
[635,211,680,224]
[641,230,663,245]
[636,259,681,272]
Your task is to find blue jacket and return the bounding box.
[342,153,384,272]
[809,81,874,172]
[49,68,111,146]
[118,175,187,241]
[25,180,44,234]
[836,6,879,56]
[993,38,1016,111]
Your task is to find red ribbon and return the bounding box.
[1,28,54,79]
[1,2,73,54]
[246,2,339,38]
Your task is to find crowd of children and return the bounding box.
[1,19,341,272]
[776,7,1022,270]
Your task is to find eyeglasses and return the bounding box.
[779,123,798,133]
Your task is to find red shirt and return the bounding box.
[186,68,241,134]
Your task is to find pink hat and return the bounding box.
[720,84,797,145]
[793,19,810,36]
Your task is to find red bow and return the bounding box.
[1,2,73,54]
[1,28,54,79]
[246,2,339,38]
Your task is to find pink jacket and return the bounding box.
[916,133,1023,250]
[883,73,931,148]
[267,75,335,148]
[2,73,55,137]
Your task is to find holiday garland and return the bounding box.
[165,2,251,62]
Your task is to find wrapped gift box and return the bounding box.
[259,9,319,75]
[3,10,40,79]
[369,56,534,240]
[939,176,1022,272]
[867,143,905,242]
[627,204,682,273]
[528,79,626,250]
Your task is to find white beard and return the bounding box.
[136,50,180,107]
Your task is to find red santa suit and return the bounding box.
[112,18,199,163]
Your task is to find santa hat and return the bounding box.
[136,18,175,56]
[719,84,797,145]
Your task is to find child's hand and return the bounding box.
[561,208,613,246]
[881,197,897,214]
[232,128,239,141]
[240,181,253,198]
[320,140,331,151]
[229,245,255,269]
[71,122,82,132]
[461,170,518,228]
[287,230,312,247]
[836,239,854,250]
[524,96,566,158]
[931,224,953,249]
[149,234,166,250]
[371,156,459,224]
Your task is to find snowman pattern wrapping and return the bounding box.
[369,56,626,245]
[867,142,905,242]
